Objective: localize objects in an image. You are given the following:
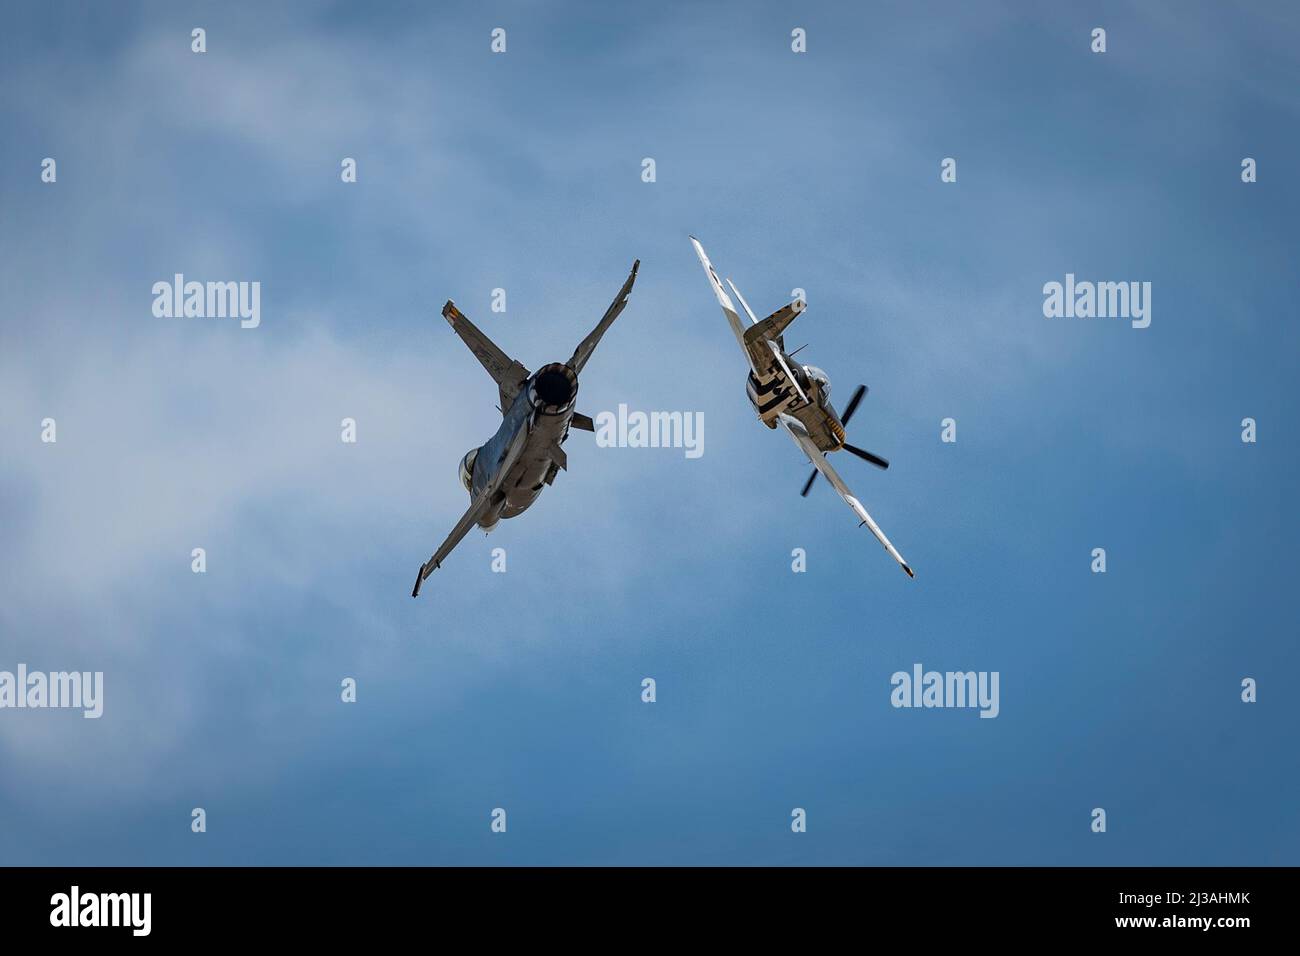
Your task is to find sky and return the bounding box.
[0,0,1297,865]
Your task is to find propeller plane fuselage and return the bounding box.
[689,236,914,579]
[751,358,847,451]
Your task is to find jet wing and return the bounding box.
[779,414,914,579]
[412,492,492,597]
[567,259,640,375]
[442,301,530,411]
[412,396,536,597]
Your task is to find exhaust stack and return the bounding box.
[529,363,578,412]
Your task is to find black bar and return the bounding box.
[0,866,1283,942]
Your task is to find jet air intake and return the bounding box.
[529,363,578,412]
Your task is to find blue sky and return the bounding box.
[1,0,1297,865]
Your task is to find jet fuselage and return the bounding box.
[462,362,578,528]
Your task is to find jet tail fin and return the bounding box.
[441,301,530,410]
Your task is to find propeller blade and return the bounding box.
[843,443,889,470]
[800,468,819,497]
[840,384,867,428]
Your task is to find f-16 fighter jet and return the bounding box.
[689,237,913,578]
[411,260,640,596]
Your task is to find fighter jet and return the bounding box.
[411,260,640,596]
[689,237,914,578]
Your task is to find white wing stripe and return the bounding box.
[780,415,913,578]
[690,236,750,353]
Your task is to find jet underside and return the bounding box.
[411,260,639,597]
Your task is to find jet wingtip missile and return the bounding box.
[413,560,438,597]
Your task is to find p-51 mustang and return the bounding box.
[689,237,913,578]
[411,260,640,596]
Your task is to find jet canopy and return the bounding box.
[458,448,479,492]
